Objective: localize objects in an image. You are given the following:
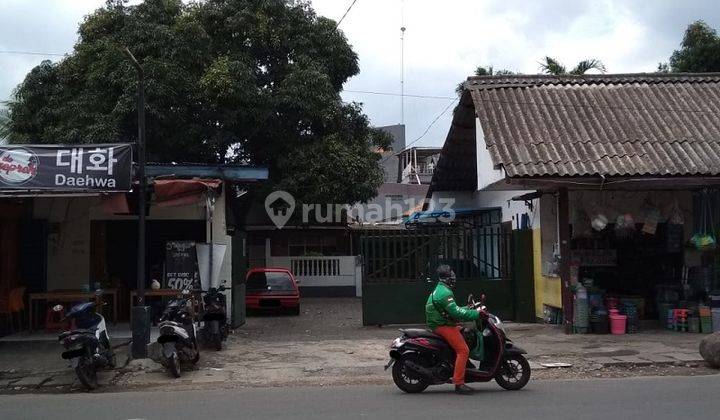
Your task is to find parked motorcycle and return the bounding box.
[200,283,228,351]
[55,294,116,391]
[386,294,531,393]
[157,290,200,378]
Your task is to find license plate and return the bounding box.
[259,299,281,308]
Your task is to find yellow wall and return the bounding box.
[532,228,562,318]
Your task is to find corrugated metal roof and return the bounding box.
[466,73,720,177]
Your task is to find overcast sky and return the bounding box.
[1,0,719,147]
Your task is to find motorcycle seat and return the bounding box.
[400,328,443,340]
[58,328,96,339]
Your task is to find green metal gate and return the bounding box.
[360,213,517,325]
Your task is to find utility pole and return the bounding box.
[124,47,150,358]
[400,0,406,125]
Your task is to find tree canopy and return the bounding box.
[539,57,606,75]
[5,0,390,205]
[456,65,515,96]
[668,20,720,72]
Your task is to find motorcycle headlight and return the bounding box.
[390,337,402,348]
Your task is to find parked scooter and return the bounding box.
[200,283,228,351]
[386,294,531,393]
[157,290,200,378]
[55,292,116,391]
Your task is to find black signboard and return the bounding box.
[0,144,132,191]
[165,241,199,290]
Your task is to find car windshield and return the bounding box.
[247,271,295,292]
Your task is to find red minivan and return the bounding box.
[245,268,300,315]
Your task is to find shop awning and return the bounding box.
[146,164,268,182]
[154,179,222,207]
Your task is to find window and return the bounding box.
[246,271,296,292]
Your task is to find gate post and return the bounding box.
[558,188,573,334]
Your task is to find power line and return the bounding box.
[335,0,359,28]
[0,50,65,57]
[381,98,458,162]
[343,89,456,100]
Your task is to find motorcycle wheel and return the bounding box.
[495,354,531,391]
[107,350,117,369]
[75,356,98,390]
[392,355,429,394]
[168,353,181,378]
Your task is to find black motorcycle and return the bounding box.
[156,291,200,378]
[54,298,116,391]
[201,284,229,351]
[386,294,531,393]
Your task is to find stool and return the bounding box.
[45,306,69,332]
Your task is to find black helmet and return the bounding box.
[436,264,456,288]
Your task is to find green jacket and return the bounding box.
[425,282,480,330]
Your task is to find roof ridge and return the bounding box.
[465,73,720,90]
[490,138,720,147]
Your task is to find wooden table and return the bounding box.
[28,288,118,332]
[129,289,184,321]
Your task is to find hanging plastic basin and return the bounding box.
[610,314,627,335]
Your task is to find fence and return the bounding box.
[267,255,362,297]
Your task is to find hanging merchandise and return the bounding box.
[615,213,636,239]
[591,214,609,232]
[691,190,716,251]
[669,198,685,225]
[642,207,660,235]
[640,196,660,235]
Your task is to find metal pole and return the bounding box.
[124,47,150,358]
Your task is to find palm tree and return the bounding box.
[456,65,516,95]
[540,56,606,75]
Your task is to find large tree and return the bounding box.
[668,20,720,72]
[5,0,389,205]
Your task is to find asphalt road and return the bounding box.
[1,375,718,420]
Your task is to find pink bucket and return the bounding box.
[610,314,627,335]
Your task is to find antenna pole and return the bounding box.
[400,0,405,125]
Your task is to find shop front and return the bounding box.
[536,187,720,334]
[0,144,268,336]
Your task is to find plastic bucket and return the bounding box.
[712,309,720,333]
[610,314,627,335]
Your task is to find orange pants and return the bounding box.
[434,325,469,385]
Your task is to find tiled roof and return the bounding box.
[466,73,720,177]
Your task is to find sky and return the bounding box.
[1,0,719,148]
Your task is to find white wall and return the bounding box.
[33,197,95,291]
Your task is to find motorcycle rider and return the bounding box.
[425,264,486,394]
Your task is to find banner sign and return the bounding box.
[165,241,199,290]
[0,144,132,191]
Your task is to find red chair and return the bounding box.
[0,287,26,333]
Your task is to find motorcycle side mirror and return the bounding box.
[467,294,474,305]
[94,289,104,297]
[480,294,486,304]
[53,304,64,312]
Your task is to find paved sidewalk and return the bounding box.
[0,298,715,393]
